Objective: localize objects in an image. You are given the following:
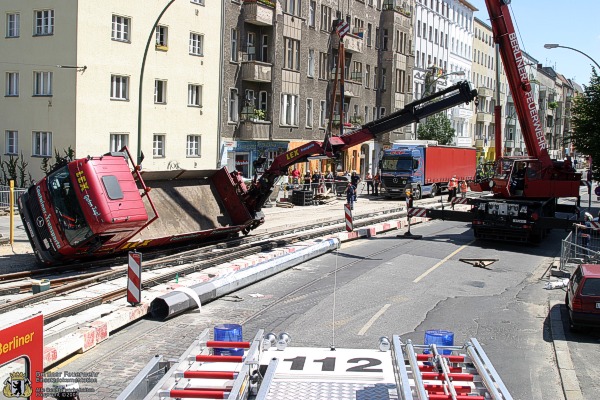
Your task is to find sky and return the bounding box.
[467,0,599,87]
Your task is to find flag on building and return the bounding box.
[336,21,349,38]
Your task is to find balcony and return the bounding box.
[242,0,274,26]
[451,107,474,119]
[238,120,271,140]
[241,60,272,82]
[333,33,363,53]
[344,80,363,98]
[476,111,493,123]
[478,87,493,97]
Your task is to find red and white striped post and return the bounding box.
[127,251,142,305]
[344,203,353,232]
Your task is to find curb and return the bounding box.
[549,300,584,400]
[42,216,425,368]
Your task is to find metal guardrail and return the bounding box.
[560,225,600,271]
[0,185,26,208]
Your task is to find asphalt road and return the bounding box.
[54,217,599,399]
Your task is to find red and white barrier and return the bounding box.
[345,203,353,232]
[127,251,142,305]
[408,207,428,218]
[451,197,469,205]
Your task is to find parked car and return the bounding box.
[565,263,600,331]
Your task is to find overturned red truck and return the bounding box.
[19,81,478,265]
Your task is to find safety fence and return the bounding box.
[560,223,600,271]
[0,185,26,209]
[278,179,380,199]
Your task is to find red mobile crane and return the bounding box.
[19,82,477,265]
[410,0,582,242]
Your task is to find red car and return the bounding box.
[565,264,600,330]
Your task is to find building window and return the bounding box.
[111,15,130,42]
[154,80,167,104]
[380,107,386,117]
[365,65,370,88]
[308,49,315,77]
[189,32,204,56]
[6,13,20,37]
[422,23,426,40]
[258,91,268,113]
[34,10,54,36]
[308,1,316,27]
[153,134,165,157]
[110,133,129,152]
[5,72,19,96]
[319,100,326,127]
[367,23,372,47]
[33,71,52,96]
[284,0,301,16]
[306,98,313,128]
[284,37,300,70]
[380,68,386,89]
[5,130,18,155]
[156,25,168,48]
[188,84,202,107]
[229,88,239,122]
[318,52,328,80]
[382,29,388,50]
[32,131,52,156]
[110,75,129,100]
[320,5,332,32]
[280,94,299,126]
[186,135,201,157]
[364,106,369,122]
[231,29,238,62]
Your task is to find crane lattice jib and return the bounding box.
[485,0,552,169]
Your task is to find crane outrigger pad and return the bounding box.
[459,258,499,269]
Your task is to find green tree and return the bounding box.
[417,113,455,145]
[570,67,600,181]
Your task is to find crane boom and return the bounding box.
[485,0,552,169]
[242,81,478,216]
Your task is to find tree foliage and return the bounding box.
[570,67,600,181]
[40,147,76,175]
[417,112,455,145]
[0,153,34,188]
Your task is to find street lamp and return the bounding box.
[544,43,600,70]
[137,0,176,165]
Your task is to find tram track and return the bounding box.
[1,205,413,321]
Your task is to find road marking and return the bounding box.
[413,240,475,283]
[358,303,391,336]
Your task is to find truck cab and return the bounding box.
[379,145,427,199]
[19,152,150,264]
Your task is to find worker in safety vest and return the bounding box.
[459,180,468,198]
[447,175,458,201]
[405,188,414,209]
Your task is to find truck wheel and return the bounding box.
[430,184,438,198]
[413,186,422,200]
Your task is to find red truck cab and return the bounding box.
[19,151,151,264]
[565,264,600,331]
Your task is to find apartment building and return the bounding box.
[220,0,415,178]
[470,17,508,160]
[0,0,222,182]
[447,0,475,146]
[412,0,475,144]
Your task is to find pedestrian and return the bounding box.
[459,180,468,198]
[345,182,356,210]
[578,212,594,258]
[373,172,380,196]
[325,169,334,190]
[447,175,458,202]
[351,171,360,202]
[573,158,578,170]
[291,167,300,185]
[366,172,373,194]
[312,170,321,195]
[303,170,311,191]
